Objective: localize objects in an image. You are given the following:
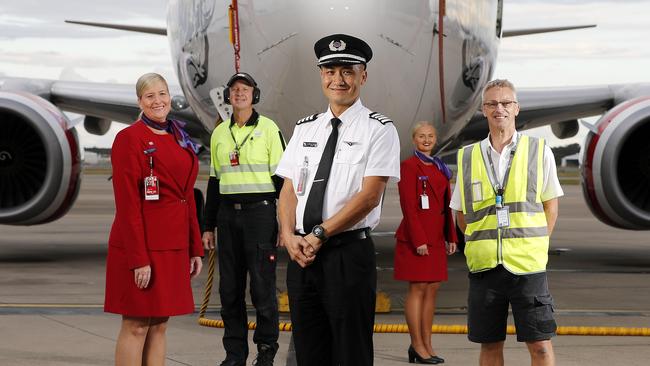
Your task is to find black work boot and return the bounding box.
[252,343,277,366]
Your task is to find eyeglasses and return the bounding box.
[483,100,518,110]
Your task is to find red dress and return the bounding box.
[394,156,457,282]
[104,121,204,317]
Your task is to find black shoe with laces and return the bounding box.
[252,343,277,366]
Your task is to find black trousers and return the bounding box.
[287,236,377,366]
[216,202,279,361]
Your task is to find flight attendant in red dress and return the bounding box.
[394,121,458,364]
[104,73,204,365]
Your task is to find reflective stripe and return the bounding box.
[220,164,273,174]
[502,226,548,238]
[464,201,544,224]
[527,137,539,203]
[220,182,275,194]
[462,145,474,214]
[467,229,498,242]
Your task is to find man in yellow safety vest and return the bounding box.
[451,79,563,366]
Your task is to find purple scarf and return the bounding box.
[141,114,201,154]
[414,150,452,180]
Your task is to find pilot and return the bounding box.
[275,34,401,365]
[202,72,285,366]
[450,79,563,365]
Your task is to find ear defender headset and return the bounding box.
[223,72,261,105]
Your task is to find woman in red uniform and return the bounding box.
[395,121,457,364]
[104,73,204,365]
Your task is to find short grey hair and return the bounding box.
[411,121,437,138]
[136,73,168,99]
[482,79,517,102]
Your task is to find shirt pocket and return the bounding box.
[293,149,322,193]
[333,143,364,193]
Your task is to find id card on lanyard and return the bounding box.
[144,147,159,200]
[229,123,255,167]
[418,176,429,210]
[486,145,516,228]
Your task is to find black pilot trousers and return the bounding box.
[216,202,279,361]
[287,236,377,366]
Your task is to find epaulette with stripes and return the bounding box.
[296,113,321,125]
[369,112,393,125]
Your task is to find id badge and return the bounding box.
[496,206,510,228]
[420,193,430,209]
[144,176,159,200]
[296,166,309,196]
[229,150,240,166]
[472,181,483,202]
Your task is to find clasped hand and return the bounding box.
[280,233,323,268]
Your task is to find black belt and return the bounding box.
[297,227,371,247]
[228,200,275,210]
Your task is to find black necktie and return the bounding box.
[303,117,341,234]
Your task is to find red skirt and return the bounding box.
[104,246,195,317]
[394,239,448,282]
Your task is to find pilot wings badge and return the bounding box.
[329,39,346,52]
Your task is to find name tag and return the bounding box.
[303,141,318,147]
[496,206,510,228]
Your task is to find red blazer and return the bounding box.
[395,156,457,248]
[108,121,203,269]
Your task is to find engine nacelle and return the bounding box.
[0,91,82,225]
[582,96,650,230]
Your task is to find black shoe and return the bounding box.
[408,345,440,364]
[429,355,444,364]
[252,343,277,366]
[219,359,245,366]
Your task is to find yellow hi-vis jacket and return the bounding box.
[457,135,549,274]
[209,114,284,194]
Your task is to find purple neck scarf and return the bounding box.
[141,114,201,154]
[414,150,452,180]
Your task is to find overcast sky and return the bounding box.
[1,0,649,148]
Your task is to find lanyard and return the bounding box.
[486,144,516,195]
[229,124,256,152]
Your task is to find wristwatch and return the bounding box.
[311,224,328,242]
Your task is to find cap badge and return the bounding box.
[329,39,346,52]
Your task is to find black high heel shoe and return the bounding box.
[429,355,444,364]
[408,345,440,364]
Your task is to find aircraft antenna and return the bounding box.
[228,0,241,72]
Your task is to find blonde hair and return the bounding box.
[411,121,437,138]
[481,79,517,102]
[135,73,168,99]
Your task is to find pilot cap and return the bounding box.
[226,72,257,87]
[314,34,373,66]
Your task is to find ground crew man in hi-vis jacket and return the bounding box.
[451,79,563,366]
[202,72,285,366]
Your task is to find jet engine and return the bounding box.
[0,91,82,225]
[582,96,650,230]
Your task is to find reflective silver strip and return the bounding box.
[467,229,498,241]
[468,226,548,242]
[269,164,278,173]
[527,137,539,203]
[220,183,276,193]
[220,164,273,174]
[464,201,545,224]
[318,53,366,63]
[462,145,474,214]
[501,226,549,238]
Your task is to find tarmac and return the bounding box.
[1,172,650,365]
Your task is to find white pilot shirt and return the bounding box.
[276,98,400,234]
[450,131,564,211]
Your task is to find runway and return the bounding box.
[1,172,649,365]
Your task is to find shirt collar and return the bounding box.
[229,109,259,127]
[324,98,364,125]
[483,130,519,154]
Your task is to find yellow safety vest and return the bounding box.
[457,135,549,274]
[209,114,284,194]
